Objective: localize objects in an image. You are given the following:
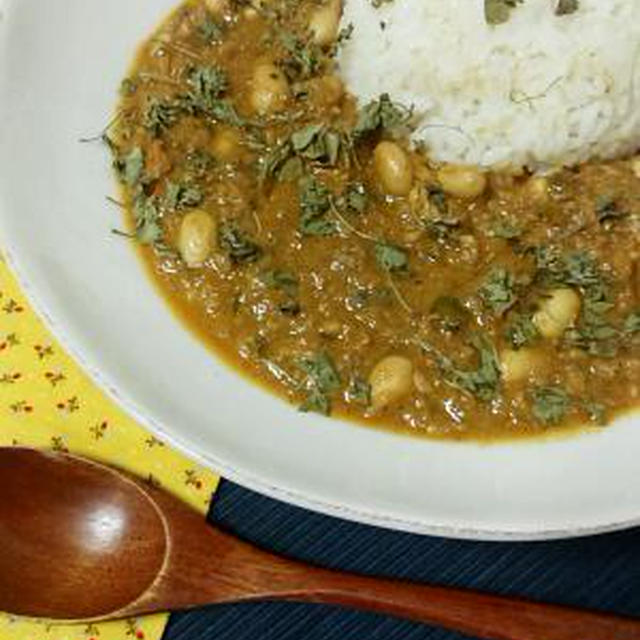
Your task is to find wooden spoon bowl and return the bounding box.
[1,448,639,640]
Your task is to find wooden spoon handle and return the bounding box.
[267,569,640,640]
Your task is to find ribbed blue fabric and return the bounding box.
[164,480,640,640]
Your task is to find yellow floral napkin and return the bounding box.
[0,257,220,640]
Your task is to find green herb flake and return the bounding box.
[199,13,224,43]
[488,216,522,240]
[485,0,524,25]
[132,194,162,245]
[353,93,413,139]
[533,247,618,356]
[164,182,204,210]
[555,0,579,16]
[346,376,372,406]
[116,147,144,187]
[595,195,627,226]
[339,182,368,215]
[182,65,243,126]
[300,388,331,415]
[261,269,299,297]
[290,124,342,165]
[375,242,409,273]
[219,222,263,264]
[624,310,640,335]
[278,30,320,80]
[143,98,181,136]
[422,333,501,402]
[479,268,517,316]
[530,386,571,425]
[298,352,341,415]
[299,177,337,237]
[504,312,540,349]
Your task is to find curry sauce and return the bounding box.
[108,0,640,440]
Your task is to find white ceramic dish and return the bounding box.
[1,0,639,540]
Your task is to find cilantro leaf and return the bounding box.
[530,386,571,425]
[353,93,413,138]
[423,333,501,401]
[219,222,263,264]
[375,242,409,273]
[299,177,337,236]
[479,268,517,315]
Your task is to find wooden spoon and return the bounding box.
[1,448,638,640]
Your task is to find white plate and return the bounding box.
[0,0,639,540]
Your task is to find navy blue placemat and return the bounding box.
[164,480,640,640]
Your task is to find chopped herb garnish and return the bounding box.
[489,216,522,240]
[555,0,579,16]
[290,124,342,165]
[261,269,299,297]
[485,0,524,25]
[219,222,263,264]
[422,333,501,401]
[298,352,341,415]
[337,182,368,215]
[479,268,517,316]
[132,194,162,245]
[533,247,618,356]
[278,30,320,80]
[164,181,203,210]
[183,65,243,125]
[115,146,144,187]
[199,13,224,43]
[504,312,539,349]
[261,269,300,315]
[346,376,372,406]
[595,195,627,226]
[375,242,409,273]
[353,93,413,139]
[624,310,640,335]
[299,177,337,236]
[530,386,571,425]
[143,98,181,136]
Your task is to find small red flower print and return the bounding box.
[34,344,54,360]
[89,420,109,440]
[50,436,68,453]
[45,371,66,386]
[145,435,165,448]
[9,400,33,414]
[125,619,143,637]
[184,469,203,490]
[0,333,20,351]
[3,299,24,314]
[57,396,80,413]
[0,372,22,384]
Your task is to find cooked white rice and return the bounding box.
[339,0,640,170]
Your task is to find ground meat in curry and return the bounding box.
[106,0,640,440]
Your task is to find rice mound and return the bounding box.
[339,0,640,170]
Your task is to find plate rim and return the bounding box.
[3,244,640,541]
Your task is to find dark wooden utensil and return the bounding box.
[0,448,638,640]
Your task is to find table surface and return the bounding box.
[167,481,640,640]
